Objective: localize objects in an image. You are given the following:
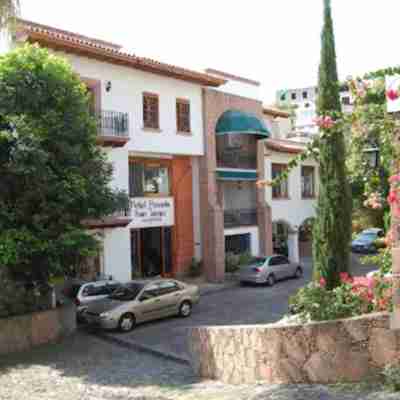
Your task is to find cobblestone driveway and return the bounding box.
[0,333,397,400]
[102,256,377,360]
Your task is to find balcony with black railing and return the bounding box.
[94,110,130,147]
[217,150,257,170]
[224,208,257,228]
[216,134,258,170]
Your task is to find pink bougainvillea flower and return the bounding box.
[340,272,352,283]
[384,229,395,247]
[314,116,335,130]
[387,89,400,101]
[388,190,398,205]
[319,277,326,287]
[389,174,400,184]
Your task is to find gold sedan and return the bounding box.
[83,279,200,332]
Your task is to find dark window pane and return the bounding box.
[163,227,173,274]
[129,163,144,197]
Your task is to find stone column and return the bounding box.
[257,140,273,256]
[288,229,300,264]
[391,247,400,329]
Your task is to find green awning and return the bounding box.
[216,170,257,181]
[215,109,270,138]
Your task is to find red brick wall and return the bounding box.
[171,156,194,276]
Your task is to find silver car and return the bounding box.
[61,279,121,320]
[239,255,303,286]
[83,279,200,332]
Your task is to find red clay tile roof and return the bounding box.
[263,107,290,118]
[264,138,306,154]
[17,19,225,87]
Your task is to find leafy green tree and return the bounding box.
[0,44,128,283]
[312,0,352,288]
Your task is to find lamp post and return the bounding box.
[363,146,379,169]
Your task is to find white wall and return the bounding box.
[264,151,318,229]
[51,50,205,157]
[207,70,260,100]
[104,147,129,193]
[224,227,260,256]
[102,227,131,282]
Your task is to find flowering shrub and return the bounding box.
[363,191,383,210]
[314,115,336,129]
[289,273,393,322]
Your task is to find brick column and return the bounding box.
[391,124,400,330]
[257,140,273,256]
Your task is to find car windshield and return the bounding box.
[109,283,144,301]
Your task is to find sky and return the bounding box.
[20,0,400,104]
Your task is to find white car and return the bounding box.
[62,279,121,319]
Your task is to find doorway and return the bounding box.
[131,227,173,278]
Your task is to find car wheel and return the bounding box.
[294,267,303,279]
[118,313,136,332]
[267,274,276,287]
[179,301,192,318]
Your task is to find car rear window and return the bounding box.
[253,257,267,266]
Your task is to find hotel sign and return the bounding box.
[130,197,175,229]
[386,75,400,113]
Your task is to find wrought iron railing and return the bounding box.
[95,110,129,137]
[224,208,257,228]
[217,151,257,170]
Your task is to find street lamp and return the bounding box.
[363,146,379,169]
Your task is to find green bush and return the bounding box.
[238,251,252,266]
[225,252,240,273]
[289,281,366,322]
[382,363,400,392]
[188,258,202,278]
[362,247,392,276]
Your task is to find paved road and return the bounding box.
[100,255,377,360]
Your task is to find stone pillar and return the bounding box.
[288,229,300,264]
[257,140,273,256]
[391,247,400,329]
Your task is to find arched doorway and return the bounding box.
[299,217,315,260]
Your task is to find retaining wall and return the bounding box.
[0,305,76,355]
[189,312,400,384]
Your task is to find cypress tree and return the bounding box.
[312,0,352,288]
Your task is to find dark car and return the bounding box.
[351,228,384,254]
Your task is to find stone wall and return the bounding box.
[189,312,400,384]
[0,305,76,355]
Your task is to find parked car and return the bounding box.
[351,228,384,254]
[83,279,200,332]
[366,269,392,279]
[62,279,121,320]
[239,255,303,286]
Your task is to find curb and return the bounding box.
[95,331,191,366]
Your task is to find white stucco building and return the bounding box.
[262,138,319,262]
[9,19,224,282]
[276,85,353,141]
